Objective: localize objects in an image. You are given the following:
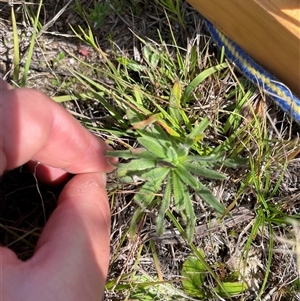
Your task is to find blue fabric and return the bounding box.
[205,20,300,123]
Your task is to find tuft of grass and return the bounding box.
[154,0,186,29]
[9,0,72,87]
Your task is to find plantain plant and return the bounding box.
[107,119,246,242]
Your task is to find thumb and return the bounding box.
[1,172,111,301]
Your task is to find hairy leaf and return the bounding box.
[168,79,182,123]
[183,195,196,242]
[176,143,189,158]
[156,173,172,235]
[174,164,199,189]
[196,182,225,213]
[172,171,186,211]
[106,150,140,159]
[166,146,178,161]
[117,158,156,177]
[182,161,227,180]
[223,157,248,168]
[186,154,223,163]
[137,136,166,158]
[134,167,169,207]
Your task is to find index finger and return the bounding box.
[0,79,114,175]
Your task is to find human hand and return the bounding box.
[0,79,114,301]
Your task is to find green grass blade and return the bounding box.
[66,69,125,122]
[182,62,228,103]
[21,0,43,86]
[222,86,256,134]
[129,207,145,239]
[11,6,20,83]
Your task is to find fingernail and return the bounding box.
[107,156,118,167]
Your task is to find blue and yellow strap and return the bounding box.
[205,20,300,123]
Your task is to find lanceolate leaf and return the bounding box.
[174,164,199,189]
[117,158,156,177]
[176,143,189,158]
[156,173,172,235]
[182,161,227,180]
[130,150,160,160]
[223,157,248,168]
[166,146,178,161]
[183,196,196,242]
[106,149,158,160]
[141,166,170,181]
[134,180,161,208]
[106,150,139,159]
[172,171,186,211]
[185,154,223,163]
[134,167,169,207]
[168,79,182,123]
[196,182,225,214]
[137,136,167,158]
